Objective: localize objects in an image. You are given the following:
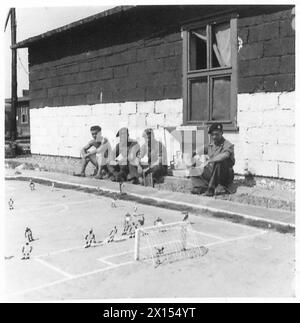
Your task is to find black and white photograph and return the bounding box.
[1,1,297,303]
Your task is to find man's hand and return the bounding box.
[83,152,90,159]
[109,160,118,166]
[142,167,151,176]
[84,149,97,159]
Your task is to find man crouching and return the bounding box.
[74,125,110,178]
[189,123,235,197]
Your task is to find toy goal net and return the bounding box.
[134,221,208,266]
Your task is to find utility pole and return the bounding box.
[10,8,18,142]
[5,8,18,144]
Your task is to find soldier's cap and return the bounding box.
[116,127,129,137]
[208,123,223,134]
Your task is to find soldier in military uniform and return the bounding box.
[190,123,235,197]
[137,128,168,185]
[107,127,140,184]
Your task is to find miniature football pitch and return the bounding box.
[2,180,295,301]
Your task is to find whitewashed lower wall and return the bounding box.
[30,91,295,180]
[227,91,295,180]
[29,99,183,166]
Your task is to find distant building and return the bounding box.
[5,89,30,139]
[14,5,295,180]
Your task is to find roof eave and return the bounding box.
[13,5,135,49]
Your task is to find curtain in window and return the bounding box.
[192,31,207,42]
[212,23,231,67]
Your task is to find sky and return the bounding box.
[4,5,114,98]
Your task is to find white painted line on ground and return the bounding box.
[5,230,267,299]
[190,214,264,231]
[193,230,226,241]
[34,258,74,279]
[9,174,294,228]
[97,258,116,266]
[34,245,84,259]
[205,230,267,248]
[11,198,97,214]
[5,260,135,299]
[33,226,242,261]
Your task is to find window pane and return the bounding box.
[212,76,231,121]
[189,27,207,70]
[190,78,208,121]
[212,22,231,68]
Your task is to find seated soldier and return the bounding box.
[107,127,140,184]
[189,123,235,197]
[74,125,109,177]
[137,128,168,185]
[93,132,112,179]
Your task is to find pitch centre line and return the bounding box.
[10,198,98,214]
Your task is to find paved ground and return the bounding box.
[2,180,295,301]
[4,169,295,232]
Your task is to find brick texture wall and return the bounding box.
[28,6,294,108]
[238,8,295,93]
[28,6,198,109]
[29,32,182,109]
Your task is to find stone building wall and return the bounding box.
[28,6,295,180]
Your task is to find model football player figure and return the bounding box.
[85,229,96,248]
[182,211,189,222]
[137,215,145,227]
[128,222,136,239]
[25,227,34,242]
[22,242,33,260]
[122,213,132,236]
[111,193,118,208]
[154,217,164,226]
[29,179,35,191]
[155,246,165,267]
[108,226,118,243]
[119,181,124,194]
[8,198,14,210]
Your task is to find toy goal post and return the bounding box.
[134,221,208,266]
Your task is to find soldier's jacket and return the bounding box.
[204,137,235,167]
[139,139,168,166]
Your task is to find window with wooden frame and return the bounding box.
[182,15,238,131]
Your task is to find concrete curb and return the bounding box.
[5,175,295,234]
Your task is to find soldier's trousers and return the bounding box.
[143,165,168,183]
[107,164,139,182]
[191,159,234,191]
